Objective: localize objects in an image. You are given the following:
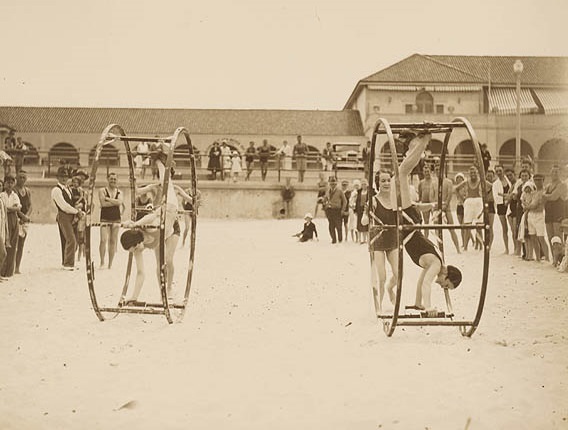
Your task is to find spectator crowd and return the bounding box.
[1,129,566,277]
[205,137,372,183]
[291,147,568,274]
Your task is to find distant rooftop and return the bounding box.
[0,107,365,137]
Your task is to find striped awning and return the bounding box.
[532,89,568,115]
[488,88,539,115]
[368,85,481,92]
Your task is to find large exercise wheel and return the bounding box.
[85,124,198,324]
[367,118,490,337]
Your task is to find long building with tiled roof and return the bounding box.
[0,107,366,174]
[343,53,568,173]
[0,107,364,136]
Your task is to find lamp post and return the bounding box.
[513,59,524,171]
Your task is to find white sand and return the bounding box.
[0,219,567,430]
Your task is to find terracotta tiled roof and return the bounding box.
[361,54,568,86]
[0,107,364,136]
[362,54,482,84]
[427,55,568,86]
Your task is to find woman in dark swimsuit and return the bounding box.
[544,164,567,245]
[367,171,398,312]
[98,172,123,269]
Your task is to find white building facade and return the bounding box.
[344,54,568,173]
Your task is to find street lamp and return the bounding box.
[513,59,524,171]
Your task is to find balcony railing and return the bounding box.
[7,148,566,183]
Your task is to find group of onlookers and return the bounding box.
[208,139,252,182]
[207,135,311,183]
[294,174,372,244]
[3,130,28,176]
[412,156,568,272]
[493,159,568,270]
[0,170,32,281]
[292,154,568,274]
[52,162,200,273]
[206,137,374,184]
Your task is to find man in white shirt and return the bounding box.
[276,140,293,172]
[492,165,513,254]
[51,166,83,270]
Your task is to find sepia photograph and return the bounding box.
[0,0,567,429]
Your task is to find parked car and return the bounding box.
[331,142,363,170]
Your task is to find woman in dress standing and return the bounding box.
[207,142,222,180]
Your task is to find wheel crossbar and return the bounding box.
[376,127,455,135]
[99,302,186,313]
[378,312,454,319]
[99,307,169,315]
[89,222,161,229]
[380,122,468,129]
[369,224,487,231]
[134,206,195,216]
[397,320,474,327]
[105,135,174,143]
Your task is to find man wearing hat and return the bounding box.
[323,176,347,243]
[51,166,83,270]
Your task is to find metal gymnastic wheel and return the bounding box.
[367,118,490,337]
[85,124,198,324]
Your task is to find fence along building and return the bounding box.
[343,54,568,173]
[0,107,365,178]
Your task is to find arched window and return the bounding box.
[453,140,477,173]
[174,143,201,168]
[537,139,567,173]
[49,142,80,166]
[498,139,533,170]
[89,143,120,166]
[416,91,434,114]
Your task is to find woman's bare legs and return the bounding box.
[498,214,509,254]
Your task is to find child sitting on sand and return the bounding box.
[293,213,318,242]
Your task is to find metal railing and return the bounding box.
[9,148,567,182]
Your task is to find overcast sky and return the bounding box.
[1,0,566,110]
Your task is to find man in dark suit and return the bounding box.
[51,167,83,270]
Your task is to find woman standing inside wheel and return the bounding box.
[98,172,123,269]
[366,170,398,313]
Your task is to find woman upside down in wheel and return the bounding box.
[389,129,463,316]
[119,144,193,304]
